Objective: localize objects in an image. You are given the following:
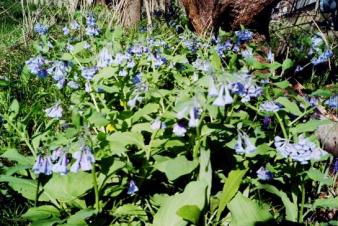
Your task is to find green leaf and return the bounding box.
[228,193,273,226]
[153,181,207,226]
[108,132,144,155]
[66,209,97,226]
[255,183,297,222]
[290,119,331,134]
[198,149,212,202]
[60,53,73,61]
[0,175,42,201]
[94,67,117,80]
[216,168,247,221]
[114,204,147,217]
[22,205,60,221]
[274,81,290,89]
[9,99,19,118]
[154,156,198,181]
[88,111,109,127]
[282,58,294,70]
[307,169,333,186]
[131,103,159,123]
[176,205,201,225]
[275,97,302,116]
[43,172,93,204]
[31,219,62,226]
[1,148,34,165]
[311,89,332,98]
[313,197,338,209]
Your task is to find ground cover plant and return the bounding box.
[0,2,338,226]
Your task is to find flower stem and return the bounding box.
[92,165,101,212]
[299,179,305,223]
[34,176,40,206]
[274,112,288,139]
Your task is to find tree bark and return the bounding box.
[121,0,142,27]
[180,0,281,37]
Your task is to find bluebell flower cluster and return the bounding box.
[70,146,95,172]
[32,146,95,176]
[26,56,47,78]
[214,37,232,56]
[85,15,100,37]
[229,73,262,102]
[69,20,80,30]
[259,101,282,113]
[34,23,48,35]
[312,49,333,65]
[324,94,338,109]
[44,103,63,119]
[193,59,212,73]
[81,66,97,80]
[274,135,326,164]
[256,167,273,181]
[235,30,253,42]
[47,61,69,89]
[97,47,113,68]
[234,131,256,154]
[212,84,234,107]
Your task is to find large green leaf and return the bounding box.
[198,149,212,202]
[113,204,147,219]
[228,193,273,226]
[131,103,159,123]
[290,119,331,134]
[43,172,93,203]
[154,156,198,181]
[307,169,333,186]
[176,205,201,225]
[255,183,297,222]
[22,205,60,221]
[88,111,109,127]
[216,168,247,221]
[63,209,97,226]
[1,148,34,165]
[107,131,145,155]
[314,197,338,209]
[152,180,207,226]
[276,97,302,116]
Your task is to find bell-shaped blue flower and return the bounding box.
[173,122,187,137]
[127,180,139,196]
[256,167,273,181]
[70,146,95,173]
[208,78,218,97]
[52,153,68,175]
[45,103,63,119]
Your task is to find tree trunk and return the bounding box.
[121,0,142,27]
[180,0,281,37]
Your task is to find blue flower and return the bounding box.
[51,147,64,161]
[324,94,338,109]
[97,47,113,68]
[45,103,63,119]
[63,27,69,35]
[26,56,47,77]
[83,42,91,49]
[67,81,79,89]
[85,26,100,37]
[333,158,338,173]
[132,73,142,85]
[127,180,139,196]
[256,167,273,181]
[213,85,233,107]
[241,49,253,59]
[34,23,48,35]
[47,61,69,89]
[70,146,95,172]
[259,101,282,112]
[127,60,136,68]
[52,153,68,175]
[81,67,97,80]
[66,43,74,52]
[32,155,53,175]
[208,78,219,97]
[69,20,80,30]
[173,122,187,137]
[312,49,333,65]
[151,118,166,130]
[86,15,96,26]
[267,49,274,63]
[234,132,256,154]
[274,136,326,164]
[229,73,262,102]
[262,116,272,129]
[295,65,304,73]
[235,30,253,42]
[119,69,128,77]
[188,107,200,128]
